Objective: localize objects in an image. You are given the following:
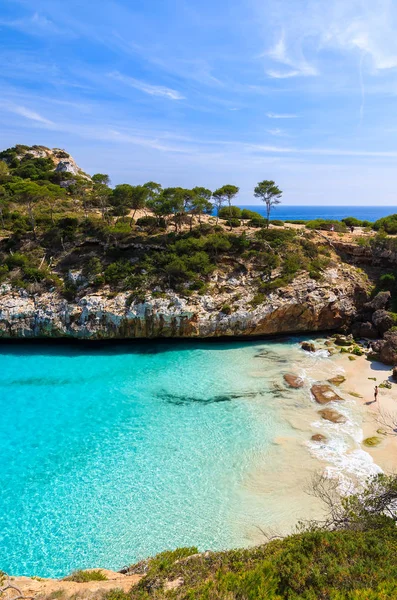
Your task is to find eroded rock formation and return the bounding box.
[0,264,369,340]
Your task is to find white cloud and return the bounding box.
[267,112,298,119]
[249,143,397,158]
[4,104,54,125]
[266,30,318,78]
[0,11,69,36]
[267,128,288,136]
[109,71,185,100]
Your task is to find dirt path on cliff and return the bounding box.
[9,570,142,599]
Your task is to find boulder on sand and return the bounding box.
[283,374,304,388]
[318,409,346,424]
[327,375,346,386]
[379,332,397,365]
[311,384,343,405]
[301,342,316,352]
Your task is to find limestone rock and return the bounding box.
[351,321,378,339]
[372,310,395,336]
[284,374,304,388]
[334,334,354,347]
[311,384,343,404]
[379,332,397,365]
[364,291,391,312]
[318,409,346,423]
[0,264,369,340]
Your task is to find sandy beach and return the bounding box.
[336,351,397,474]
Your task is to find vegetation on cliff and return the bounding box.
[0,145,333,303]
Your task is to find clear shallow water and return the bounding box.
[0,339,380,577]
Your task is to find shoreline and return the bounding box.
[337,351,397,474]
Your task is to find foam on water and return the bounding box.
[0,338,380,577]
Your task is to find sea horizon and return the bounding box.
[234,205,395,222]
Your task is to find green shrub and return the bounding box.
[255,228,296,248]
[6,252,30,269]
[379,273,396,291]
[270,219,284,227]
[306,219,347,232]
[82,257,102,278]
[64,570,107,583]
[373,214,397,234]
[225,218,241,228]
[342,216,370,227]
[282,254,305,276]
[241,208,262,220]
[104,260,134,284]
[248,217,266,228]
[218,206,242,219]
[220,304,232,315]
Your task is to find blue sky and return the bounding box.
[1,0,397,205]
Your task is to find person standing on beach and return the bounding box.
[374,385,378,402]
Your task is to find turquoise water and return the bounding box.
[0,339,377,578]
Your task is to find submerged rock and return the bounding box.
[318,409,346,423]
[311,384,343,405]
[363,436,381,447]
[301,342,316,353]
[327,375,346,386]
[334,335,354,347]
[311,434,327,442]
[283,374,304,388]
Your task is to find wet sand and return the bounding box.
[336,352,397,474]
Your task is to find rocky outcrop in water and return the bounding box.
[0,264,369,340]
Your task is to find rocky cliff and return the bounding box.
[0,264,368,339]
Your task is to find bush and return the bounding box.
[255,228,296,248]
[220,304,232,315]
[225,218,241,228]
[248,217,266,228]
[270,219,284,227]
[306,219,347,232]
[6,252,30,269]
[64,570,107,583]
[282,254,305,276]
[342,216,373,228]
[241,208,263,220]
[136,216,166,229]
[218,206,242,219]
[104,260,134,284]
[379,273,396,291]
[373,214,397,234]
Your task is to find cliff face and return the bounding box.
[0,264,369,339]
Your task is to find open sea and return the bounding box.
[237,205,395,222]
[0,338,381,578]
